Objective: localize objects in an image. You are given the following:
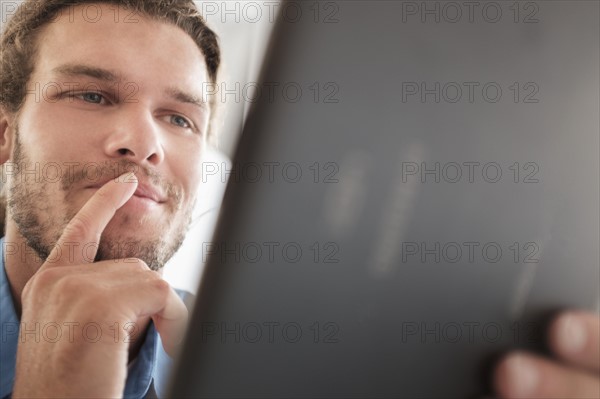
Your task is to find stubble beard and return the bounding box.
[7,127,194,271]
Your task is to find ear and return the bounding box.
[0,106,15,165]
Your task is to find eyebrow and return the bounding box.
[52,63,208,111]
[165,87,208,111]
[52,64,122,82]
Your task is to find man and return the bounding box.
[0,1,598,398]
[1,0,219,397]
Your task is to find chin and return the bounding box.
[96,226,185,271]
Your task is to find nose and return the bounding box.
[103,105,165,166]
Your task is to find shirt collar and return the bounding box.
[0,237,20,399]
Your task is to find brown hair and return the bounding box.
[0,0,222,236]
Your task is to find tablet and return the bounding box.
[169,1,599,397]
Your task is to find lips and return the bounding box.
[133,183,167,203]
[86,178,167,204]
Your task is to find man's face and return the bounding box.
[7,4,210,270]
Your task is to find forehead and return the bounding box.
[32,3,209,91]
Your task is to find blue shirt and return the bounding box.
[0,237,189,399]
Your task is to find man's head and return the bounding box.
[0,0,221,270]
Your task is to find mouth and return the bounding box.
[132,185,166,204]
[86,179,167,205]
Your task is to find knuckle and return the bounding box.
[34,267,64,285]
[25,267,63,296]
[95,186,111,199]
[23,270,96,307]
[21,278,37,299]
[54,273,86,293]
[151,277,172,298]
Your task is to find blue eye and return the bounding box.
[171,115,192,129]
[79,92,105,104]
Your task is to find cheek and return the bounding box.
[18,99,98,163]
[168,143,204,204]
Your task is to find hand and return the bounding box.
[493,310,600,398]
[12,173,188,398]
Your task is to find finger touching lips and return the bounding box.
[43,172,139,267]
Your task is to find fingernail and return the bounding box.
[557,313,587,354]
[505,354,539,397]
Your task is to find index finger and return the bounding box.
[43,172,138,267]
